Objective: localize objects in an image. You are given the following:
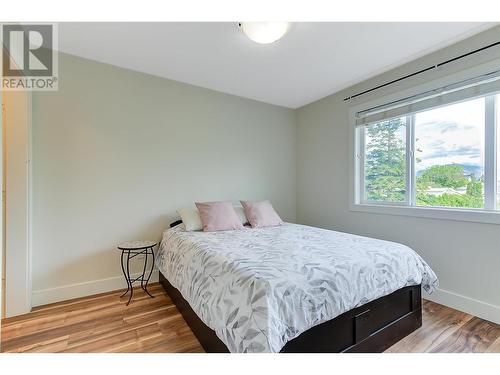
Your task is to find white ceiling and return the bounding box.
[58,22,495,108]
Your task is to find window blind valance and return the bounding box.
[355,70,500,126]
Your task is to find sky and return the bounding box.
[414,97,485,175]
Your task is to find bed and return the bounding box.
[156,222,438,353]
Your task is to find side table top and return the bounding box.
[118,240,157,250]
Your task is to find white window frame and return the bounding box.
[349,61,500,225]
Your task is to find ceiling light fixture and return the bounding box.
[238,22,290,44]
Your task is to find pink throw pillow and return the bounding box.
[195,201,244,232]
[240,200,284,228]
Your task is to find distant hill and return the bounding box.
[459,164,483,178]
[416,163,483,178]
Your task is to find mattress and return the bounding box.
[156,223,438,353]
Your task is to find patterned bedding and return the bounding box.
[156,223,438,353]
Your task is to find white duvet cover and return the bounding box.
[156,223,438,353]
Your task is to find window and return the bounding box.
[355,85,500,217]
[363,117,407,202]
[414,98,485,209]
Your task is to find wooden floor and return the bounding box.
[1,283,499,353]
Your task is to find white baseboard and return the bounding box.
[425,287,500,325]
[31,270,159,307]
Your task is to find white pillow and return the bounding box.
[234,206,249,226]
[177,205,248,231]
[177,207,203,231]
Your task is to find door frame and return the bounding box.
[2,87,32,318]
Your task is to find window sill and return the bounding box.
[350,203,500,225]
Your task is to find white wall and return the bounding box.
[31,53,296,306]
[296,26,500,324]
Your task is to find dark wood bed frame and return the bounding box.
[160,220,422,353]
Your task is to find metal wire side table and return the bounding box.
[117,240,157,306]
